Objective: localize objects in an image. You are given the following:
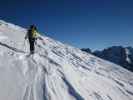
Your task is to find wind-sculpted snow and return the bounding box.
[0,20,133,100]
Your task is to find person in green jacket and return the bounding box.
[25,25,39,54]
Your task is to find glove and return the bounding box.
[25,36,27,40]
[35,37,38,40]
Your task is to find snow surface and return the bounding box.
[0,20,133,100]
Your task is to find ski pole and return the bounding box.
[23,39,26,52]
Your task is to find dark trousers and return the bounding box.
[28,38,35,54]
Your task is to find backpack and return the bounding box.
[28,28,38,39]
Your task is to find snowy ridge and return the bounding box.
[0,20,26,31]
[0,20,133,100]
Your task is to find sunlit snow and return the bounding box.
[0,20,133,100]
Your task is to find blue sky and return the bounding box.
[0,0,133,50]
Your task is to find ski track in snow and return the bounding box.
[0,20,133,100]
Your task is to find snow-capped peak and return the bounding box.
[125,48,132,64]
[0,20,133,100]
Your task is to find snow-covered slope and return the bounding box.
[0,20,133,100]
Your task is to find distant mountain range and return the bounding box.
[82,46,133,72]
